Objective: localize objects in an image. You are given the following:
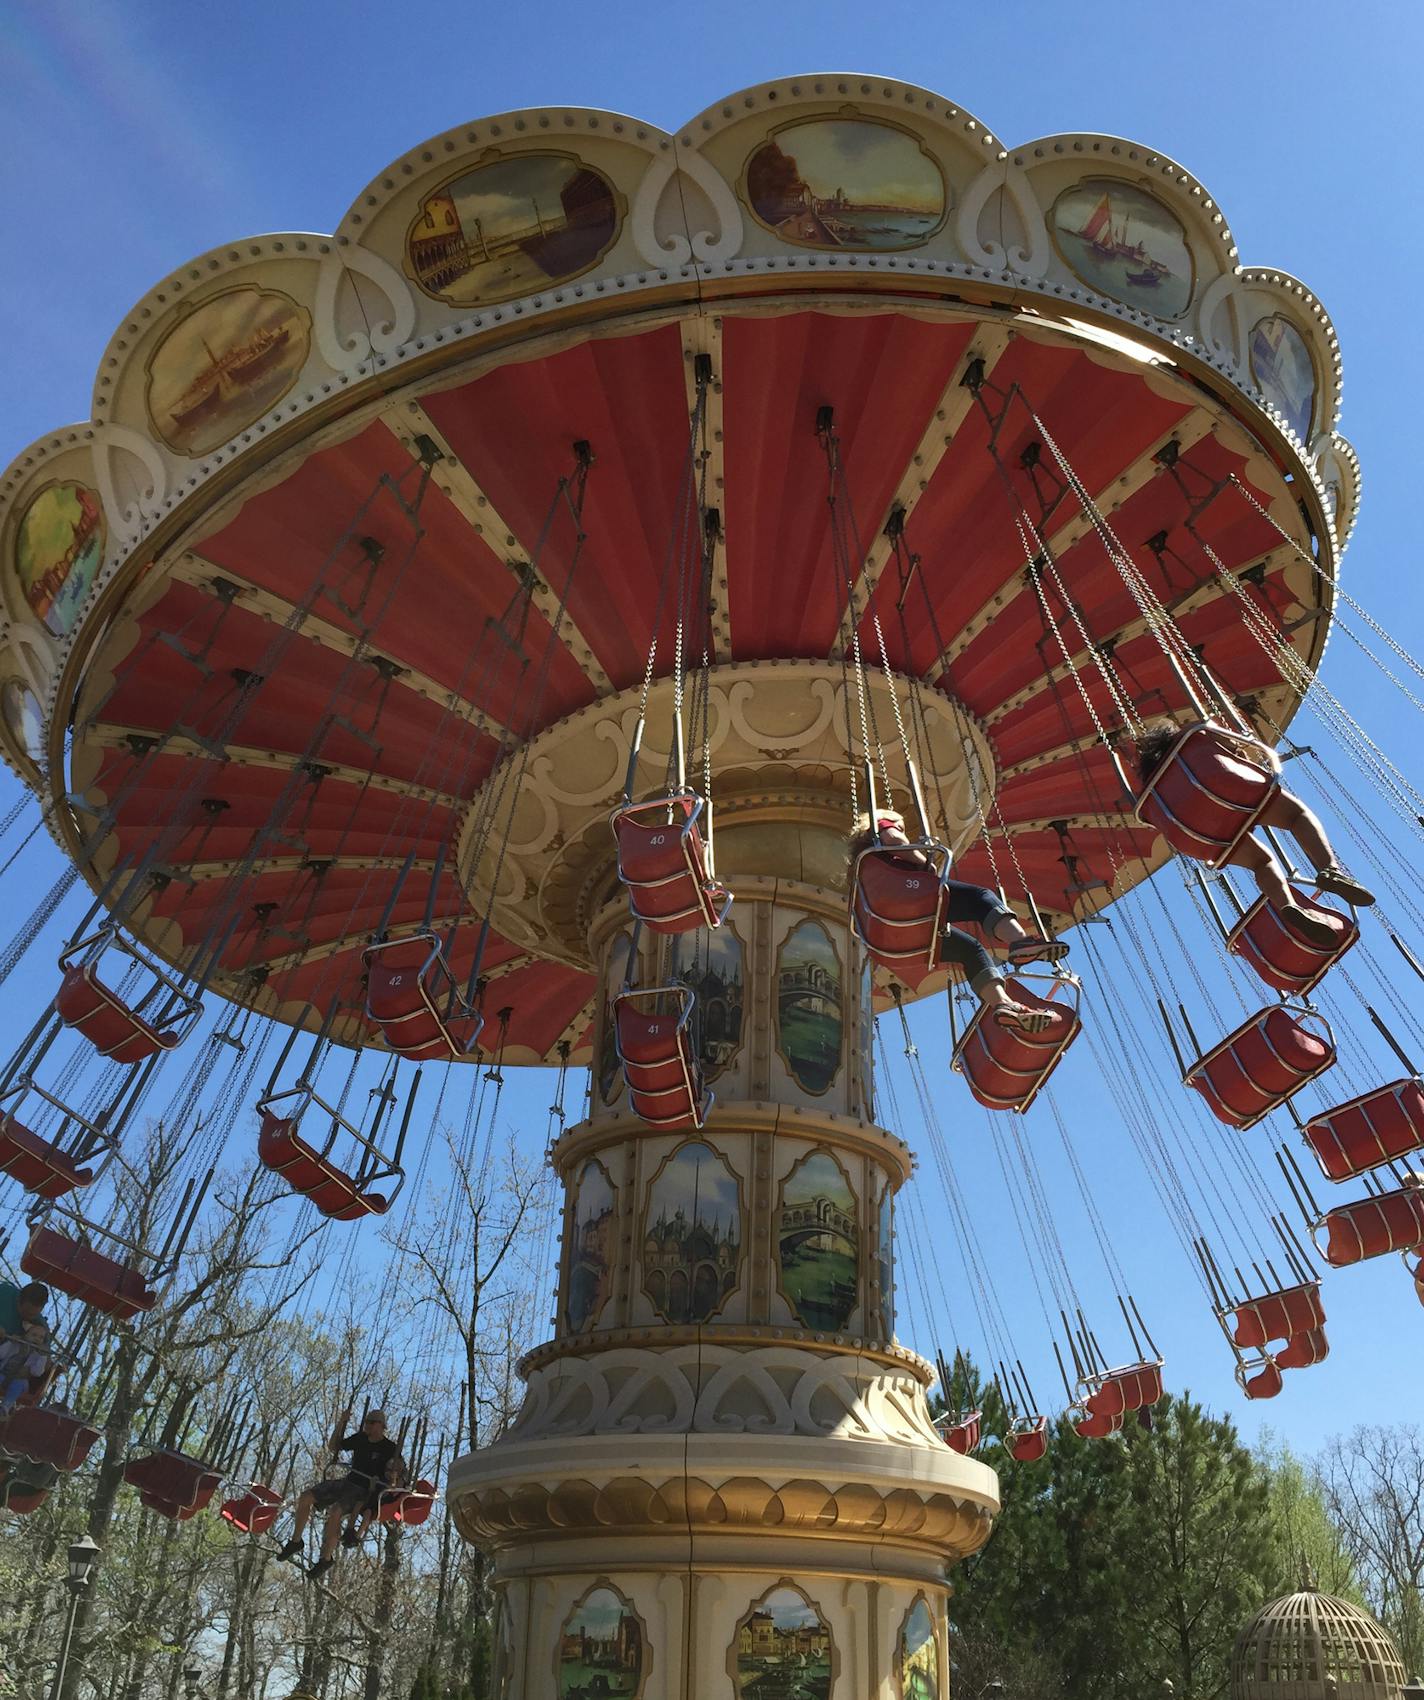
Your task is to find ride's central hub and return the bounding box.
[455,657,995,974]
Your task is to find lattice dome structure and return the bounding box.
[1232,1583,1407,1700]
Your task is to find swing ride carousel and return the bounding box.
[0,72,1420,1697]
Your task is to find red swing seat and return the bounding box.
[54,926,202,1064]
[375,1477,437,1526]
[0,1406,100,1473]
[1305,1079,1424,1182]
[611,794,731,935]
[1316,1184,1424,1267]
[21,1224,157,1321]
[363,934,483,1062]
[3,1484,49,1515]
[1226,887,1358,997]
[220,1483,283,1535]
[1073,1409,1124,1440]
[1408,1253,1424,1309]
[0,1116,96,1201]
[1134,722,1279,867]
[849,843,950,972]
[1275,1326,1329,1370]
[1230,1281,1325,1350]
[953,975,1081,1114]
[1006,1417,1049,1463]
[1082,1361,1164,1420]
[1184,1005,1335,1131]
[613,988,711,1130]
[257,1106,394,1222]
[123,1449,221,1521]
[1236,1358,1286,1401]
[938,1410,981,1455]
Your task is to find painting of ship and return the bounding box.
[146,287,311,458]
[1050,178,1191,318]
[15,480,106,638]
[405,153,620,308]
[1250,313,1316,442]
[744,117,945,252]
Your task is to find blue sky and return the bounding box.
[2,0,1423,1456]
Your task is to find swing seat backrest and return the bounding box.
[54,963,183,1065]
[1073,1409,1124,1440]
[611,795,731,934]
[1135,722,1278,867]
[1237,1359,1285,1401]
[1230,1281,1325,1350]
[257,1112,390,1222]
[939,1410,981,1455]
[1275,1326,1329,1371]
[613,994,708,1130]
[1083,1363,1162,1420]
[1007,1418,1049,1463]
[375,1477,436,1525]
[1185,1005,1335,1131]
[21,1225,157,1321]
[363,935,483,1061]
[123,1450,220,1518]
[850,845,949,971]
[1305,1079,1424,1182]
[1317,1185,1424,1267]
[1226,887,1358,998]
[220,1484,283,1535]
[954,977,1081,1114]
[0,1406,100,1473]
[0,1114,95,1200]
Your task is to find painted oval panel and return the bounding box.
[565,1158,616,1332]
[677,922,745,1081]
[557,1583,645,1698]
[2,678,44,765]
[406,152,621,308]
[1250,314,1316,442]
[1050,177,1192,317]
[642,1139,741,1324]
[899,1597,941,1699]
[776,918,843,1095]
[733,1585,832,1697]
[744,117,946,251]
[145,286,311,458]
[15,481,105,637]
[778,1148,858,1332]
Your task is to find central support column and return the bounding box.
[450,782,1000,1698]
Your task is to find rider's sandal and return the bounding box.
[994,1002,1054,1035]
[1314,864,1376,908]
[1006,935,1070,966]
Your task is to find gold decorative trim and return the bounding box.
[516,1321,934,1382]
[452,1473,993,1561]
[729,1578,838,1696]
[554,1577,650,1700]
[639,1135,745,1325]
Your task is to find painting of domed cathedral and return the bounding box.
[677,924,744,1080]
[642,1139,741,1323]
[898,1597,940,1699]
[15,481,105,638]
[557,1583,645,1699]
[566,1159,616,1333]
[405,152,621,307]
[743,116,945,251]
[732,1585,833,1698]
[777,1148,859,1332]
[776,919,842,1094]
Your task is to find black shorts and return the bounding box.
[309,1475,368,1515]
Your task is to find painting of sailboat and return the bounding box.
[405,153,620,307]
[1250,314,1316,443]
[145,287,311,457]
[744,117,945,251]
[1050,178,1192,317]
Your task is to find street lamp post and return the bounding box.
[182,1664,202,1700]
[49,1536,100,1700]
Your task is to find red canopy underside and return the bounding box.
[81,309,1298,1062]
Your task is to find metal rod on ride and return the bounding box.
[377,851,418,940]
[1389,932,1424,987]
[1189,867,1233,943]
[1125,1294,1162,1361]
[1155,998,1189,1078]
[1364,1004,1418,1077]
[621,714,646,808]
[422,841,449,934]
[1274,1146,1322,1226]
[264,1007,311,1097]
[390,1066,420,1171]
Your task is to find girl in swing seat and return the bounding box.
[850,809,1069,1035]
[1134,720,1374,948]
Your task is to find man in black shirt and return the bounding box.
[278,1407,404,1578]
